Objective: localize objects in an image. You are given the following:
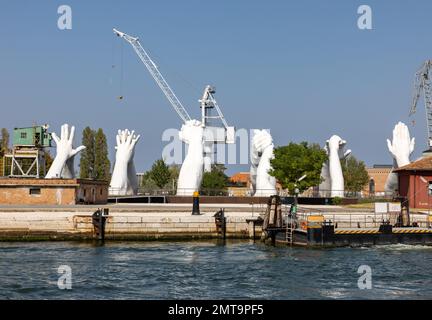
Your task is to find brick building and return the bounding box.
[0,178,108,205]
[395,157,432,209]
[364,165,393,196]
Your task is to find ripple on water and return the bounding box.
[0,241,431,299]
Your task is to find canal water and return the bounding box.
[0,240,431,299]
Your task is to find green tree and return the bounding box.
[139,171,158,191]
[79,127,95,179]
[341,155,369,193]
[0,128,9,155]
[201,164,229,194]
[94,128,111,181]
[168,164,181,190]
[149,159,171,189]
[270,142,327,194]
[45,150,54,174]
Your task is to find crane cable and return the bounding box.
[118,40,124,101]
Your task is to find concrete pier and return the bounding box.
[0,203,429,241]
[0,204,264,241]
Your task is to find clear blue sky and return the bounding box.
[1,0,432,175]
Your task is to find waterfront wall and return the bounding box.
[0,205,428,241]
[0,210,261,240]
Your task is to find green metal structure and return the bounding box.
[13,126,52,148]
[0,125,52,177]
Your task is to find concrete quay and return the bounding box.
[0,203,429,241]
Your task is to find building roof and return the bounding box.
[395,156,432,172]
[230,172,250,184]
[372,164,393,169]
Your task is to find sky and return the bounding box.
[1,0,432,175]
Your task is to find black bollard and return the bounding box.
[192,191,201,215]
[92,208,109,241]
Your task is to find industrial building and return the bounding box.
[0,178,108,205]
[395,157,432,209]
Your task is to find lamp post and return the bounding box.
[292,174,307,215]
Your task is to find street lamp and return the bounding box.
[292,174,307,214]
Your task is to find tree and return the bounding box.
[341,155,369,194]
[139,171,158,190]
[168,164,181,190]
[45,150,54,174]
[0,128,9,155]
[201,164,229,194]
[149,159,171,189]
[94,128,111,181]
[79,127,95,179]
[270,142,327,194]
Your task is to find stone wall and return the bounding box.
[0,210,261,240]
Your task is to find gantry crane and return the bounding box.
[113,28,235,171]
[409,60,432,148]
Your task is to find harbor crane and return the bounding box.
[113,28,235,171]
[409,60,432,149]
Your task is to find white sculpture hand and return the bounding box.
[179,119,204,144]
[115,129,140,164]
[325,135,347,198]
[110,129,140,196]
[386,121,415,167]
[250,129,276,197]
[177,120,204,196]
[327,135,347,153]
[46,124,85,178]
[384,121,415,193]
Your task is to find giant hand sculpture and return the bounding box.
[177,120,204,196]
[250,129,277,197]
[109,129,140,196]
[45,124,86,179]
[324,135,351,198]
[319,141,351,197]
[384,122,415,193]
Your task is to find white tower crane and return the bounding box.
[409,60,432,149]
[113,28,235,171]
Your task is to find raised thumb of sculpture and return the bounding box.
[45,124,86,179]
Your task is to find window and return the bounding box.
[428,182,432,196]
[369,179,375,195]
[20,132,27,139]
[29,188,41,196]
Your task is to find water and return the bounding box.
[0,240,431,299]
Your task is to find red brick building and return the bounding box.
[0,178,108,205]
[395,157,432,209]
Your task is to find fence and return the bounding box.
[109,186,396,199]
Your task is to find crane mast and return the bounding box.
[410,60,432,148]
[113,28,191,123]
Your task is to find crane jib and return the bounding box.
[113,28,192,123]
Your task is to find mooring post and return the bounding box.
[92,208,109,241]
[192,191,201,215]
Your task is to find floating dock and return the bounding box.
[269,223,432,247]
